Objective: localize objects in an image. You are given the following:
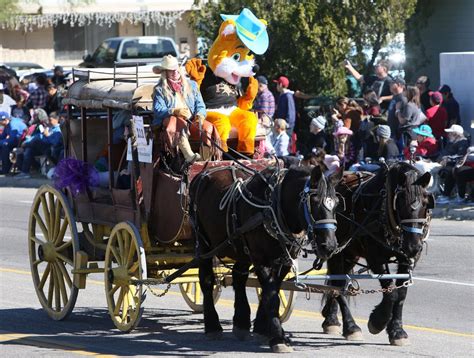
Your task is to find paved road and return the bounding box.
[0,187,473,357]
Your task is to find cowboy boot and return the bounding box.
[178,134,201,163]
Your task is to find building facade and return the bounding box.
[0,0,200,68]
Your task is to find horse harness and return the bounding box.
[338,167,432,261]
[193,164,337,268]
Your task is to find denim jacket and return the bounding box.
[152,79,206,126]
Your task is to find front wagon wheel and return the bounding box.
[28,185,79,320]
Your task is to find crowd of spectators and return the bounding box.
[254,60,472,205]
[0,66,68,178]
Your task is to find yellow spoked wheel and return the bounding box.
[104,222,147,332]
[255,263,298,323]
[28,185,79,321]
[255,288,296,323]
[179,281,221,313]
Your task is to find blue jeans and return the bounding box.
[18,140,50,174]
[0,141,16,174]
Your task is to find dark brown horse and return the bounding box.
[189,161,342,353]
[321,162,434,345]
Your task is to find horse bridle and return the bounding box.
[392,186,432,237]
[300,178,338,233]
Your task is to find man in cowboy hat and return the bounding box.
[152,55,207,163]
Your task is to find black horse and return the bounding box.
[321,162,434,345]
[189,161,342,352]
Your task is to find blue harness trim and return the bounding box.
[401,225,424,234]
[315,223,337,230]
[302,179,337,231]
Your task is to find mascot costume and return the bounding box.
[186,8,269,156]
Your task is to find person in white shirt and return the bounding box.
[0,83,16,116]
[266,118,290,157]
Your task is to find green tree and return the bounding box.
[0,0,18,22]
[189,0,417,96]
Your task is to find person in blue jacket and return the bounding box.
[0,111,27,174]
[16,112,63,178]
[152,55,206,163]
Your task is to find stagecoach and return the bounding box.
[28,66,332,332]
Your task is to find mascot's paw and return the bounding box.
[245,76,259,101]
[185,58,206,86]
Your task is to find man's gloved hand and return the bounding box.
[195,114,205,126]
[173,108,192,119]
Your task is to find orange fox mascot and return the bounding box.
[186,8,269,155]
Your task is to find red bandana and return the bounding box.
[167,78,182,93]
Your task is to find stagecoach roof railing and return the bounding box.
[65,65,160,111]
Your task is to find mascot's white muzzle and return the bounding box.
[214,57,256,85]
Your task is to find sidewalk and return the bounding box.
[0,176,473,221]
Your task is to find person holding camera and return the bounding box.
[344,59,393,111]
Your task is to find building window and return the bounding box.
[54,23,118,61]
[145,23,176,39]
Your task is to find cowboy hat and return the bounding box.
[152,55,179,73]
[220,8,269,55]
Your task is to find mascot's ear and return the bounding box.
[310,165,323,187]
[414,171,431,188]
[219,19,236,37]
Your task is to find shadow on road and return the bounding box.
[0,306,387,355]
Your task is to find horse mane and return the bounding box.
[388,162,423,204]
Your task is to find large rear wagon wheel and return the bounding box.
[179,282,221,313]
[28,185,79,320]
[104,222,147,332]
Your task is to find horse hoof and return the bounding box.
[367,321,383,335]
[253,333,269,344]
[344,331,364,341]
[233,327,251,341]
[205,331,223,340]
[323,325,341,335]
[390,337,410,346]
[271,343,294,353]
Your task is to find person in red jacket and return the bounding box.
[425,91,448,139]
[404,124,438,159]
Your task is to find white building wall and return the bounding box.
[440,52,474,138]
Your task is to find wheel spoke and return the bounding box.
[38,263,51,290]
[56,240,72,253]
[39,195,51,236]
[126,242,136,267]
[128,262,139,276]
[279,291,288,307]
[29,235,45,246]
[33,213,49,240]
[116,232,125,264]
[57,261,72,288]
[108,284,120,297]
[194,284,201,304]
[48,194,56,243]
[123,232,130,263]
[121,287,129,322]
[110,246,121,265]
[47,264,55,307]
[56,218,69,245]
[33,259,42,267]
[114,287,125,316]
[186,283,192,295]
[53,198,62,244]
[56,252,73,266]
[55,263,68,307]
[53,265,61,311]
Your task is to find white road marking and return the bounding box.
[414,277,474,287]
[19,200,33,204]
